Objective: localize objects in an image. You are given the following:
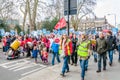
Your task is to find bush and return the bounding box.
[0,20,9,31]
[14,25,22,34]
[41,17,59,32]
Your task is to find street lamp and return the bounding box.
[107,14,117,28]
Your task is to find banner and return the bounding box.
[112,28,118,35]
[54,17,66,30]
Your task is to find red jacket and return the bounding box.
[64,39,73,56]
[25,38,32,43]
[20,40,25,47]
[42,37,46,43]
[32,40,37,46]
[41,51,48,58]
[45,39,50,48]
[2,38,7,46]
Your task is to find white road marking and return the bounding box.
[13,63,37,71]
[0,58,47,78]
[7,61,29,68]
[0,58,30,66]
[8,61,30,70]
[21,67,46,76]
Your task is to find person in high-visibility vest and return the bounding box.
[77,34,91,80]
[59,34,73,77]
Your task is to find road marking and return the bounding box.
[0,58,30,66]
[7,61,29,68]
[0,58,47,77]
[21,67,46,76]
[8,61,30,70]
[13,63,37,71]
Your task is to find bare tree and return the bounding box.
[71,0,97,31]
[0,0,14,21]
[45,0,64,19]
[19,0,47,31]
[19,0,28,32]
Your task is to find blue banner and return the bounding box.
[112,28,118,35]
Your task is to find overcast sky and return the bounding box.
[94,0,120,27]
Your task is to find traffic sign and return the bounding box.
[64,0,77,15]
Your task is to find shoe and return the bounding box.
[109,62,112,66]
[85,68,88,71]
[60,73,65,77]
[22,52,24,56]
[66,70,70,73]
[103,68,106,71]
[94,58,97,63]
[74,64,77,66]
[96,70,101,73]
[81,78,84,80]
[71,63,73,65]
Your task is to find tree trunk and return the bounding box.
[32,0,38,30]
[22,1,28,32]
[27,0,33,32]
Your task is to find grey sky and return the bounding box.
[94,0,120,26]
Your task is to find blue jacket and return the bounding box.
[51,42,59,53]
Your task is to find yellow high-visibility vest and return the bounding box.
[77,41,90,57]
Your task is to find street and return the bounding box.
[0,49,120,80]
[0,49,52,80]
[0,0,120,80]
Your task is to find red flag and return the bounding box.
[54,17,66,30]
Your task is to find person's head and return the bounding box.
[118,31,120,35]
[70,33,73,37]
[73,34,76,38]
[92,35,96,39]
[107,31,112,36]
[63,34,67,39]
[81,34,88,40]
[3,36,6,39]
[99,32,104,38]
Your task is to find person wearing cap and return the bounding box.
[96,32,108,73]
[60,34,73,77]
[77,34,91,80]
[51,38,60,65]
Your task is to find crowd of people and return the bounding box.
[1,30,120,80]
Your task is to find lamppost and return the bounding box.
[107,14,117,28]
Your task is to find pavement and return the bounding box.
[20,52,120,80]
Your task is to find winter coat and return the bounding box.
[60,39,73,56]
[2,38,7,46]
[96,37,108,54]
[45,39,50,48]
[72,37,78,51]
[51,42,59,53]
[106,35,116,50]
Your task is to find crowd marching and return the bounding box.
[1,30,120,80]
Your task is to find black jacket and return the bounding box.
[106,35,116,50]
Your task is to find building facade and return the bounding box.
[78,16,114,31]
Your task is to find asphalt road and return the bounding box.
[0,49,120,80]
[0,49,53,80]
